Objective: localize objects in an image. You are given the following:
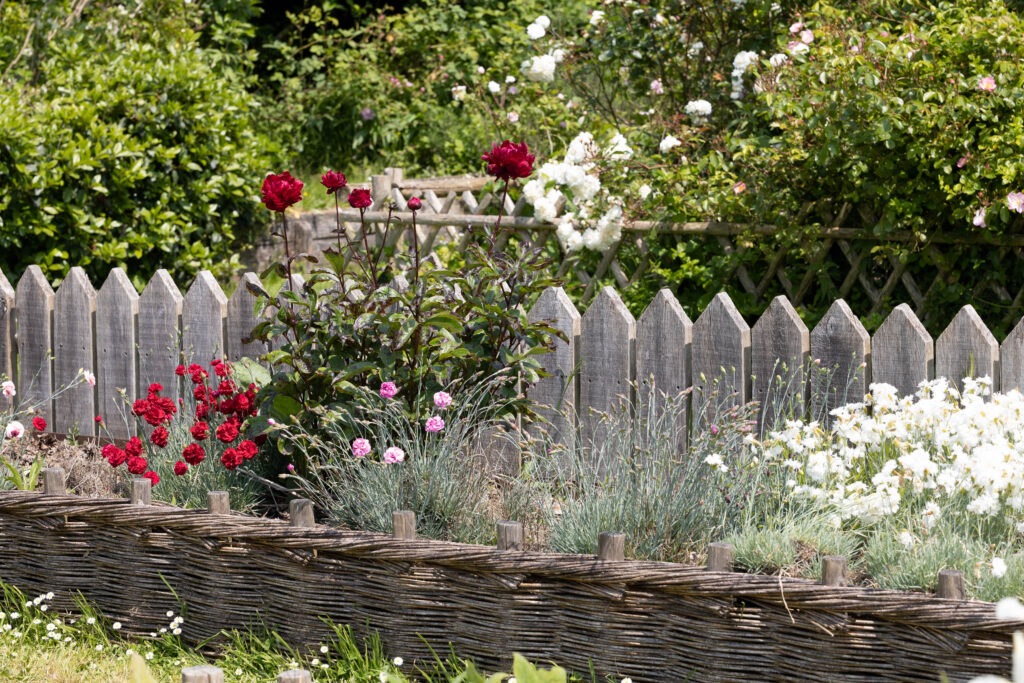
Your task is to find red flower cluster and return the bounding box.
[261,172,304,213]
[131,383,177,428]
[482,141,534,181]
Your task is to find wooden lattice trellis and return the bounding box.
[271,169,1024,333]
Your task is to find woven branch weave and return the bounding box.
[0,491,1015,682]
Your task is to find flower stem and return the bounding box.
[281,212,293,289]
[489,179,510,255]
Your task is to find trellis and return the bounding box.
[278,169,1024,333]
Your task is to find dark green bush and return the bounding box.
[0,2,275,288]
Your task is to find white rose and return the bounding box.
[526,54,557,82]
[638,184,652,200]
[566,231,584,252]
[659,135,682,153]
[487,81,501,93]
[522,179,546,204]
[589,10,605,26]
[535,15,550,29]
[451,85,467,101]
[527,23,546,40]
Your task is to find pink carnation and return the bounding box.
[425,416,445,433]
[352,438,371,458]
[379,382,398,399]
[384,446,405,464]
[433,391,452,410]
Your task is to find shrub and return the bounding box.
[0,2,275,289]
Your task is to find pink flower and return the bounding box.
[732,181,747,194]
[84,370,96,386]
[352,438,371,458]
[433,391,452,409]
[379,382,398,399]
[425,416,445,433]
[287,463,295,472]
[650,79,664,95]
[957,155,970,168]
[1008,192,1024,214]
[799,30,814,44]
[973,208,987,227]
[1,381,14,398]
[407,196,422,211]
[789,21,804,34]
[507,111,519,123]
[384,446,406,464]
[710,424,719,436]
[979,76,996,92]
[4,421,24,439]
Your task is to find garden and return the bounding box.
[4,0,1024,680]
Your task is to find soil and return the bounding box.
[2,433,124,498]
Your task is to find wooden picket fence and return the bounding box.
[1,261,1021,456]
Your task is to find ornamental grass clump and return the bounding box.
[246,141,564,464]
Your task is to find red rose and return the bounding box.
[220,448,244,470]
[131,399,149,417]
[348,188,372,209]
[191,421,209,441]
[261,171,304,213]
[126,456,148,475]
[144,404,166,427]
[216,421,239,444]
[149,426,169,448]
[238,440,258,460]
[147,383,163,395]
[182,443,206,466]
[173,461,188,476]
[321,170,347,194]
[102,444,127,467]
[143,471,160,487]
[175,365,186,376]
[408,196,422,211]
[32,417,46,431]
[125,436,144,457]
[482,140,534,181]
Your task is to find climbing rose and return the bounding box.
[173,461,188,476]
[425,416,445,433]
[320,170,347,194]
[979,76,996,92]
[348,189,372,209]
[408,196,422,211]
[433,391,452,409]
[150,426,169,448]
[379,382,398,399]
[383,446,405,464]
[143,471,159,487]
[32,417,46,431]
[182,443,205,466]
[261,172,304,212]
[352,438,371,458]
[126,456,148,475]
[216,421,239,444]
[482,141,534,181]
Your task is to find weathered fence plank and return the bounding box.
[183,271,227,368]
[139,270,183,402]
[227,272,266,363]
[579,287,635,454]
[935,305,999,394]
[16,266,55,422]
[0,269,14,390]
[96,268,139,439]
[692,292,750,424]
[526,286,581,449]
[636,289,691,451]
[751,295,808,429]
[871,304,933,397]
[54,267,97,435]
[809,299,870,420]
[1001,316,1024,392]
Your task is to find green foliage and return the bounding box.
[0,1,275,289]
[247,204,563,439]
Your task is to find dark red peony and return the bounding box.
[348,188,372,209]
[321,170,347,194]
[182,443,206,466]
[261,172,304,213]
[408,196,422,211]
[482,140,534,181]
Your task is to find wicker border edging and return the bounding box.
[0,488,1017,682]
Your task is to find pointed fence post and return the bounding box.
[227,272,267,363]
[692,292,750,427]
[597,531,625,561]
[54,267,97,436]
[810,299,870,421]
[393,510,416,539]
[636,289,692,452]
[139,270,184,403]
[97,268,139,439]
[42,467,65,495]
[751,296,808,429]
[0,268,14,391]
[183,271,228,368]
[872,304,933,398]
[182,665,225,683]
[16,266,55,423]
[1001,315,1024,392]
[526,287,581,455]
[935,305,999,394]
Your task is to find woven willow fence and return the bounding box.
[0,476,1016,682]
[270,167,1024,333]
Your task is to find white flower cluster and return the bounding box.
[522,132,625,253]
[731,50,759,100]
[522,48,566,83]
[684,99,712,124]
[756,377,1024,528]
[526,15,550,40]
